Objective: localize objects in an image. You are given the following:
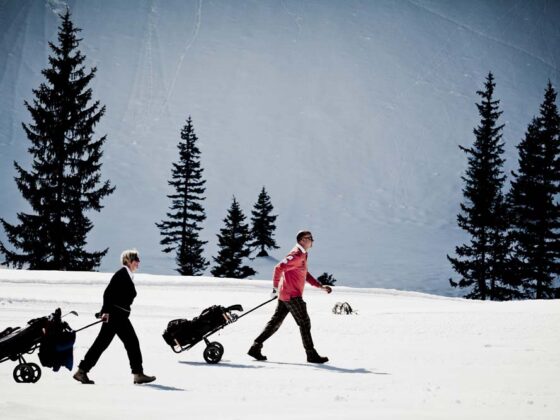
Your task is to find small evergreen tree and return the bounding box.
[211,197,256,279]
[448,72,515,300]
[0,10,114,270]
[156,116,208,276]
[250,186,279,257]
[317,272,337,286]
[508,81,560,299]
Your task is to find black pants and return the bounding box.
[254,297,315,353]
[79,314,143,374]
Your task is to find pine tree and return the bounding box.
[250,187,279,257]
[448,72,516,300]
[211,197,256,279]
[317,272,337,286]
[508,81,560,299]
[0,10,114,270]
[156,116,208,276]
[486,193,522,300]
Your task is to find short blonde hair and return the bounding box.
[121,249,140,265]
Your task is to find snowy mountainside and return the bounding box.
[0,270,559,419]
[0,1,559,295]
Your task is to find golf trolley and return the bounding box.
[0,308,102,383]
[163,298,275,364]
[0,308,75,383]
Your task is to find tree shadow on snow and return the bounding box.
[265,361,389,375]
[178,360,264,369]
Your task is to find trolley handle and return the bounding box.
[235,297,276,321]
[74,319,103,333]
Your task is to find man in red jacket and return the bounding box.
[248,230,332,363]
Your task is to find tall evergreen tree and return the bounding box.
[448,72,516,300]
[0,10,114,270]
[156,116,208,276]
[250,186,279,257]
[211,197,256,279]
[508,81,560,299]
[486,192,522,300]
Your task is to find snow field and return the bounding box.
[0,270,559,419]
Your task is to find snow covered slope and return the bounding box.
[0,270,559,419]
[0,1,559,295]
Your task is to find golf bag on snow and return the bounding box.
[0,308,76,383]
[163,304,242,348]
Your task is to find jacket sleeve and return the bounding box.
[305,272,323,288]
[101,270,121,313]
[273,252,303,288]
[101,280,115,314]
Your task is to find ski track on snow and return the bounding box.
[162,0,203,109]
[406,0,559,73]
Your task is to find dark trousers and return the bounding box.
[254,297,315,353]
[79,315,143,374]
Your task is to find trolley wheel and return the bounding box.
[211,341,224,353]
[203,341,224,364]
[13,362,41,383]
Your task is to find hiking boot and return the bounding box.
[73,369,95,384]
[133,372,156,384]
[307,350,329,364]
[248,343,267,361]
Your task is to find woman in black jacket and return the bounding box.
[73,250,156,385]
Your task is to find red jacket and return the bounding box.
[273,244,322,301]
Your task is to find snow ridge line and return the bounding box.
[0,296,75,306]
[0,275,272,289]
[0,278,459,301]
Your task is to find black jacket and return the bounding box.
[100,267,137,316]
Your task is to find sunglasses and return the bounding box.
[303,236,314,241]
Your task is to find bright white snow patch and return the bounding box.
[1,269,559,419]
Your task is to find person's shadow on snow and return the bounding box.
[179,359,386,374]
[264,361,388,375]
[179,360,265,369]
[141,383,186,391]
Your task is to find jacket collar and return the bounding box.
[123,265,134,280]
[296,243,307,254]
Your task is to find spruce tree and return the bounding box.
[156,116,208,276]
[317,272,337,286]
[486,193,522,300]
[211,197,256,279]
[250,187,279,257]
[0,10,114,270]
[448,72,515,300]
[508,82,560,299]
